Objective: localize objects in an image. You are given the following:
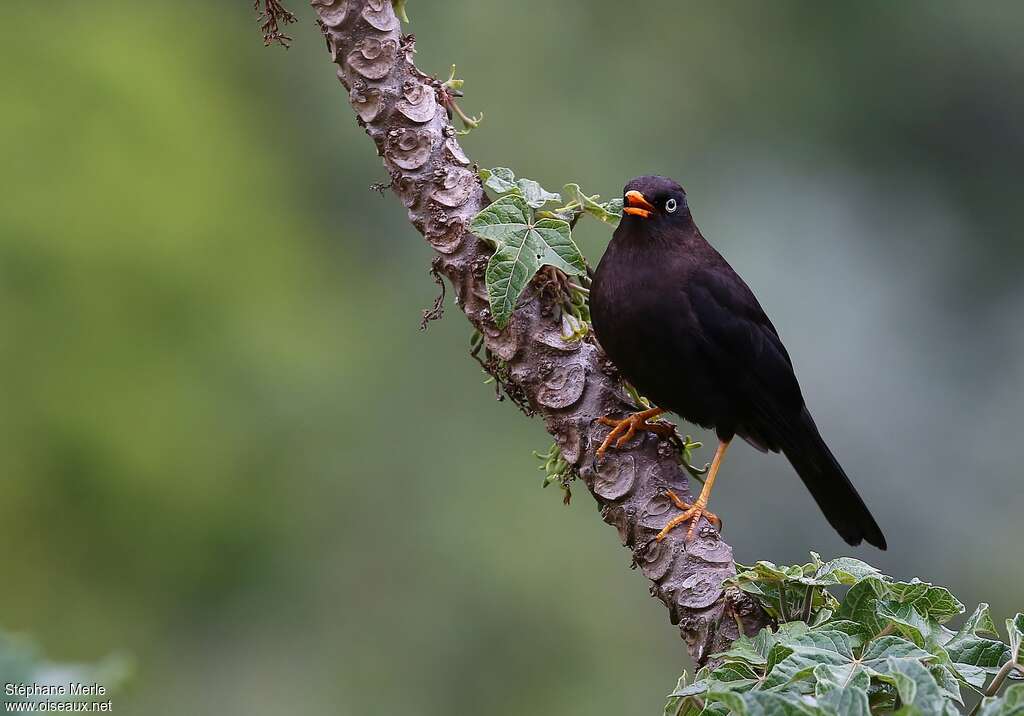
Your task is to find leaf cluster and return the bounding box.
[470,167,620,328]
[664,554,1024,715]
[534,441,575,504]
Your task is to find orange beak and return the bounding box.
[623,190,655,218]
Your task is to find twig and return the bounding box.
[968,660,1024,716]
[801,586,816,623]
[777,583,791,623]
[254,0,297,48]
[420,259,446,329]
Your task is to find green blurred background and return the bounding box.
[2,1,1022,713]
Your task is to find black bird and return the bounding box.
[590,175,886,549]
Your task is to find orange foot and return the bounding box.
[596,407,676,458]
[656,489,721,541]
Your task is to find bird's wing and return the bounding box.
[687,266,804,440]
[688,266,886,549]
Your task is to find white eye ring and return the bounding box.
[665,198,678,213]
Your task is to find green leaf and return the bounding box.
[939,603,1009,689]
[931,663,965,704]
[479,167,561,208]
[1008,613,1024,663]
[814,620,871,646]
[470,195,584,328]
[799,557,880,587]
[714,661,763,684]
[886,579,964,622]
[861,635,934,666]
[875,601,939,647]
[669,662,759,700]
[516,177,561,208]
[662,555,1000,716]
[762,632,930,697]
[708,689,823,715]
[976,683,1024,716]
[817,685,871,716]
[836,578,888,637]
[948,635,1011,671]
[605,197,624,217]
[955,662,992,689]
[811,608,837,627]
[729,562,828,622]
[754,627,781,659]
[813,662,870,695]
[714,639,769,667]
[873,657,947,714]
[963,603,1001,639]
[480,167,519,195]
[762,631,855,689]
[563,183,622,225]
[663,672,704,716]
[731,561,804,584]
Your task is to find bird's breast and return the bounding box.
[591,238,735,432]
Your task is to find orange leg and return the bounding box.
[656,438,731,541]
[596,407,676,458]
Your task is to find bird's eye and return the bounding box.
[665,198,678,213]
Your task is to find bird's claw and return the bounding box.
[656,489,721,541]
[595,407,674,458]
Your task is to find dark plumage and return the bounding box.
[591,175,886,549]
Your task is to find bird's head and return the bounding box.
[622,175,689,223]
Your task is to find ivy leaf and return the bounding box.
[668,662,760,700]
[935,603,1010,691]
[605,197,625,219]
[948,636,1010,672]
[813,663,870,696]
[470,195,584,328]
[728,562,820,622]
[861,635,935,666]
[732,560,805,584]
[873,657,950,715]
[762,631,855,689]
[663,673,704,716]
[976,683,1024,716]
[817,685,871,716]
[563,183,622,225]
[799,557,880,587]
[836,578,888,637]
[886,580,964,622]
[963,603,1001,639]
[516,177,561,208]
[714,638,769,667]
[480,167,561,208]
[815,620,871,646]
[1008,613,1024,663]
[714,661,763,685]
[875,601,940,647]
[708,689,823,715]
[663,554,1011,716]
[480,167,519,195]
[956,663,993,689]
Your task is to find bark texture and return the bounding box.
[307,0,769,665]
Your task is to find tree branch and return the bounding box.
[297,0,769,665]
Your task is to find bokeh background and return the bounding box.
[2,1,1023,713]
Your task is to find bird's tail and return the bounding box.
[780,408,887,550]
